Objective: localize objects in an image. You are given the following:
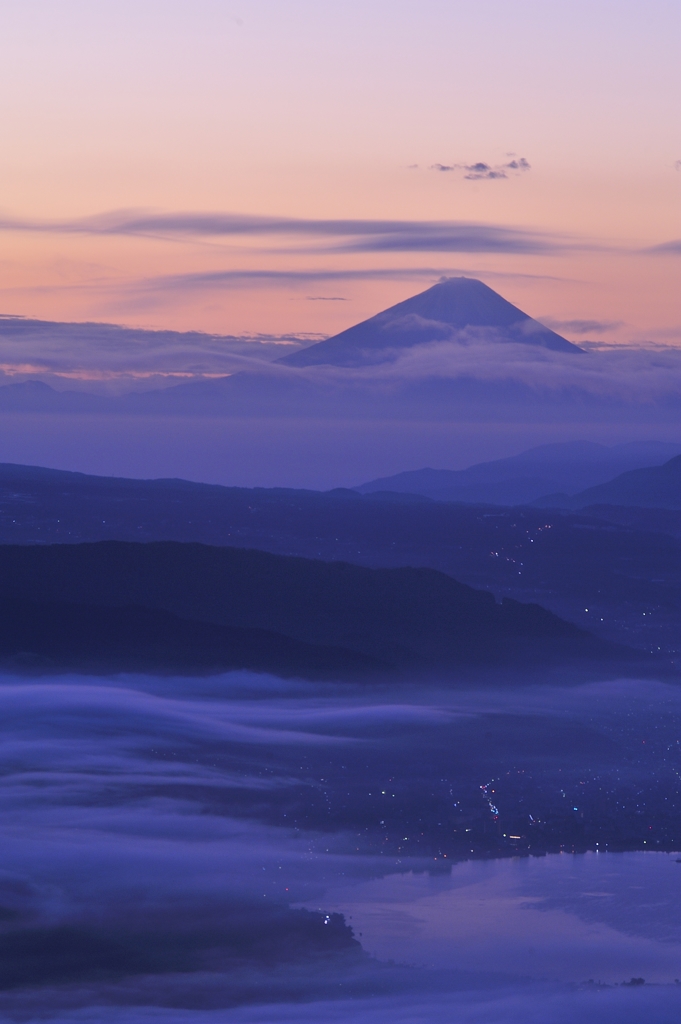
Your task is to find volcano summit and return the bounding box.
[281,277,581,366]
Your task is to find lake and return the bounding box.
[313,850,681,984]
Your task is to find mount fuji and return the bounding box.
[281,277,581,366]
[0,277,677,492]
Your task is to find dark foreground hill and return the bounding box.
[0,598,380,678]
[0,541,623,677]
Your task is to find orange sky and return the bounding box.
[1,0,680,345]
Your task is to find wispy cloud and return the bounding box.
[336,223,553,254]
[645,239,681,254]
[431,158,531,181]
[264,332,681,406]
[0,209,528,239]
[138,268,476,291]
[128,267,570,303]
[540,318,624,335]
[0,316,317,391]
[0,209,566,254]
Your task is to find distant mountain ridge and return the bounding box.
[356,440,681,506]
[281,277,580,366]
[0,460,679,654]
[535,454,681,510]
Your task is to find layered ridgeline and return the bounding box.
[281,277,580,366]
[0,460,680,653]
[357,440,681,507]
[534,454,681,510]
[0,541,624,677]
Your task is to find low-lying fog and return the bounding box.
[0,671,679,1022]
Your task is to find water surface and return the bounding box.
[315,850,681,982]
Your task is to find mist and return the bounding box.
[0,669,679,1018]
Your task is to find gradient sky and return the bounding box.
[1,0,680,343]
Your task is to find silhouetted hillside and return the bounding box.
[0,462,680,653]
[356,440,681,506]
[538,454,681,510]
[0,542,622,674]
[0,598,381,677]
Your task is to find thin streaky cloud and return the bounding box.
[540,318,624,335]
[0,209,567,253]
[644,239,681,254]
[0,209,535,237]
[336,228,551,254]
[133,266,571,294]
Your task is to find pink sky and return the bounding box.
[1,0,680,344]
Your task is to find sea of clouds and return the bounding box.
[3,315,681,408]
[0,318,311,392]
[0,671,679,1020]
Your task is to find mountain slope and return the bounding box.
[0,461,680,653]
[0,599,380,677]
[356,441,681,506]
[281,277,580,366]
[0,541,622,673]
[542,454,681,510]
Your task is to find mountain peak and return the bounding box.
[281,277,581,367]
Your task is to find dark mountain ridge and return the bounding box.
[0,541,623,676]
[0,460,680,654]
[0,598,379,677]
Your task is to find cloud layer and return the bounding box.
[646,239,681,254]
[244,333,681,411]
[3,315,681,408]
[431,157,531,180]
[0,317,313,391]
[0,672,678,1019]
[539,318,625,335]
[0,210,567,254]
